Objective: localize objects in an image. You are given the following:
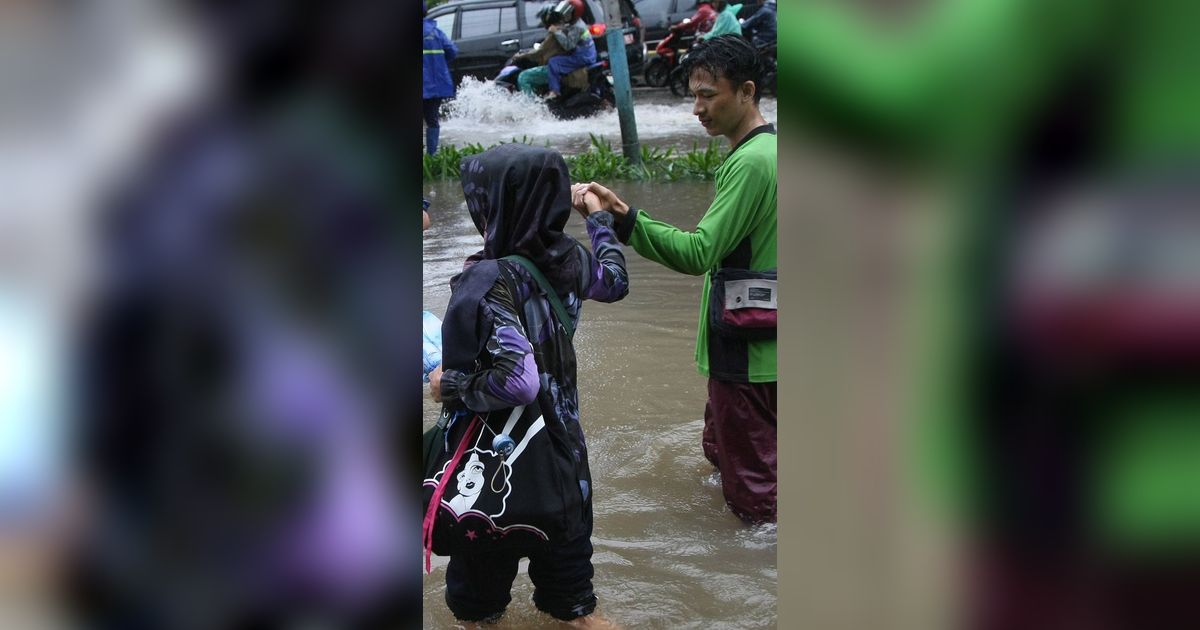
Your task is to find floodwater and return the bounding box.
[436,77,778,155]
[422,179,777,629]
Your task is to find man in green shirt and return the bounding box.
[573,35,777,523]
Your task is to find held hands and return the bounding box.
[569,183,602,219]
[570,182,630,218]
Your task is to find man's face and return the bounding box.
[690,68,751,139]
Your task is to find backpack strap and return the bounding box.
[501,255,575,339]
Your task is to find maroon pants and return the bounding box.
[703,378,777,523]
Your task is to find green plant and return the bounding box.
[422,142,487,180]
[423,137,727,182]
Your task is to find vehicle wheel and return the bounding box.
[601,85,616,108]
[761,69,776,97]
[643,59,670,88]
[667,66,690,98]
[758,53,777,96]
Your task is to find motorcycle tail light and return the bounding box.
[589,23,607,36]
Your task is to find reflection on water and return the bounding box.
[437,77,778,155]
[422,179,777,629]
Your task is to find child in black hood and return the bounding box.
[428,143,628,625]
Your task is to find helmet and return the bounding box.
[552,0,580,24]
[536,4,557,27]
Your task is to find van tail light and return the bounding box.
[589,23,607,37]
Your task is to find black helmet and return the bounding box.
[537,4,558,27]
[552,0,576,24]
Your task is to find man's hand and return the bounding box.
[583,182,630,217]
[429,365,443,403]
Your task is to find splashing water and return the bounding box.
[736,521,778,551]
[438,76,778,155]
[441,77,553,127]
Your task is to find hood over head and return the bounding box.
[458,143,580,296]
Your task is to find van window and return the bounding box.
[524,1,554,28]
[500,6,518,32]
[433,12,457,38]
[460,7,501,38]
[676,0,697,13]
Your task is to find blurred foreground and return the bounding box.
[780,0,1200,628]
[1,1,421,627]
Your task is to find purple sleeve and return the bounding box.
[578,211,629,303]
[439,281,540,411]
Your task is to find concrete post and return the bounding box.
[600,0,641,165]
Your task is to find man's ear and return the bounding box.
[740,80,757,103]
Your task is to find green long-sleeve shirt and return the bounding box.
[615,126,777,382]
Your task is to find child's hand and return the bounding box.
[571,182,591,216]
[570,185,603,219]
[580,191,603,218]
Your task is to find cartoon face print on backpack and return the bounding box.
[446,453,486,514]
[441,449,513,517]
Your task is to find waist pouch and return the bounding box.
[708,268,777,341]
[1006,178,1200,364]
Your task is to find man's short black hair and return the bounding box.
[680,35,766,104]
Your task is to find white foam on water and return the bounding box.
[703,471,722,488]
[737,521,778,550]
[440,76,554,129]
[438,76,778,154]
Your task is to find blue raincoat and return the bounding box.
[423,18,458,99]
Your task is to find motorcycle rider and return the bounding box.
[545,0,597,99]
[514,5,564,96]
[740,0,776,50]
[673,0,718,38]
[700,0,743,40]
[511,3,593,98]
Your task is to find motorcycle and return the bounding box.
[494,49,616,121]
[667,37,776,98]
[667,50,692,97]
[642,22,696,88]
[757,43,776,96]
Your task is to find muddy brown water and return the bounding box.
[422,179,777,628]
